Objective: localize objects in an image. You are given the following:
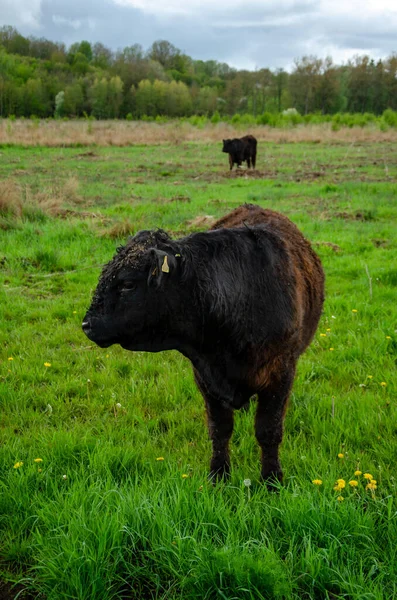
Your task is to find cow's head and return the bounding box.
[82,229,180,352]
[222,139,234,153]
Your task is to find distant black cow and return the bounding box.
[222,135,257,170]
[82,204,324,485]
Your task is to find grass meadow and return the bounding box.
[1,123,397,599]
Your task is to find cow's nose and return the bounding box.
[82,320,91,333]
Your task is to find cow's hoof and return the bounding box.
[208,463,230,484]
[261,469,283,492]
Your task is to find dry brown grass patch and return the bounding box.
[103,220,138,239]
[32,176,85,215]
[186,215,216,229]
[0,180,23,217]
[2,120,397,147]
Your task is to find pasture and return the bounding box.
[1,124,397,599]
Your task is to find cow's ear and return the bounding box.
[147,248,177,287]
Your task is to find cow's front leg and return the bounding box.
[255,365,295,488]
[205,397,234,480]
[194,370,234,481]
[229,154,233,170]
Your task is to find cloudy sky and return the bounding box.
[1,0,396,70]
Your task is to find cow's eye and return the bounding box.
[118,282,136,293]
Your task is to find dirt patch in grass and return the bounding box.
[371,238,390,248]
[75,151,99,159]
[335,210,377,221]
[49,208,107,220]
[225,169,278,179]
[313,241,342,252]
[293,170,326,181]
[0,580,37,600]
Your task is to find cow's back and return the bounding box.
[211,204,325,352]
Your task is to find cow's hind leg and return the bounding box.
[229,155,233,170]
[255,364,295,488]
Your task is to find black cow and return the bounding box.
[222,135,257,170]
[82,204,324,485]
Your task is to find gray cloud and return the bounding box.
[0,0,396,69]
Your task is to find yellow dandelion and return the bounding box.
[38,468,42,473]
[386,336,391,340]
[182,473,189,479]
[312,479,322,486]
[367,375,373,379]
[13,461,23,469]
[34,458,43,463]
[156,457,165,461]
[363,473,373,480]
[349,480,359,487]
[44,362,51,367]
[380,382,387,387]
[326,328,331,332]
[320,333,327,337]
[334,482,345,492]
[338,453,344,458]
[366,483,377,491]
[73,310,77,314]
[354,470,362,476]
[329,347,334,351]
[337,496,344,502]
[352,309,358,313]
[370,479,377,485]
[8,357,14,361]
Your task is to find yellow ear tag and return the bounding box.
[161,255,170,273]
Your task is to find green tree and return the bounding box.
[92,42,113,69]
[89,77,108,118]
[23,77,49,116]
[315,57,341,114]
[107,76,124,118]
[63,82,85,116]
[346,56,373,112]
[224,76,244,115]
[384,54,397,110]
[194,86,218,115]
[289,56,322,114]
[147,40,181,70]
[152,79,168,114]
[165,80,192,116]
[135,79,155,117]
[272,68,288,112]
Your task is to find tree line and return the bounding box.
[0,25,396,119]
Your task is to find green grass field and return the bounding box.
[1,133,397,599]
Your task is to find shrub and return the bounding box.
[210,111,221,124]
[383,109,397,127]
